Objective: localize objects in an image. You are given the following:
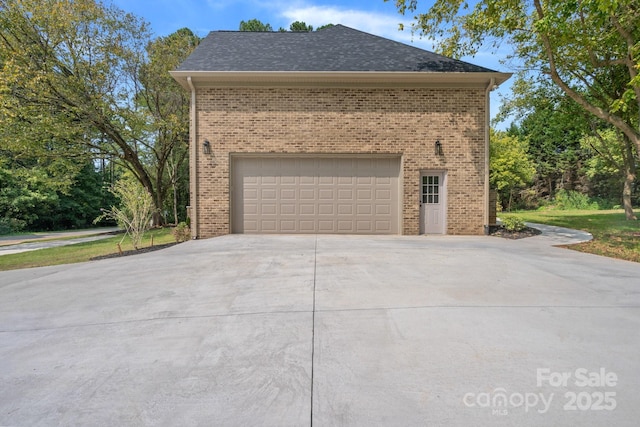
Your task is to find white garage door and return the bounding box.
[232,157,400,234]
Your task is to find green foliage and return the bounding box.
[316,24,335,31]
[139,27,197,224]
[242,19,333,33]
[490,130,536,210]
[52,164,117,230]
[389,0,640,161]
[239,19,273,31]
[0,217,25,234]
[0,151,114,233]
[171,222,191,242]
[289,21,313,32]
[501,216,527,232]
[500,82,590,199]
[0,1,197,226]
[0,160,58,231]
[95,176,154,250]
[580,128,639,216]
[553,189,600,211]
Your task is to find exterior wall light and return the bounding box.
[435,140,443,156]
[203,139,211,155]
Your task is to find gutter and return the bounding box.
[484,78,496,235]
[187,76,199,239]
[170,70,512,90]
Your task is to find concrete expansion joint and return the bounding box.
[0,310,313,334]
[310,234,318,426]
[312,304,640,314]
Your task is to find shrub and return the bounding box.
[553,189,600,210]
[0,217,26,235]
[501,216,527,232]
[95,177,154,249]
[172,222,191,242]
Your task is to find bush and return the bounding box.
[553,189,600,210]
[172,222,191,242]
[0,217,26,235]
[94,177,154,250]
[501,216,527,232]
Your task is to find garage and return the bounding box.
[231,156,401,234]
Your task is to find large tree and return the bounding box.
[137,27,198,224]
[0,0,196,225]
[581,129,638,218]
[501,80,591,200]
[389,0,640,212]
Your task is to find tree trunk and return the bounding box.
[173,178,178,225]
[622,168,637,220]
[621,135,637,220]
[152,193,164,227]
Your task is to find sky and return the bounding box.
[111,0,513,126]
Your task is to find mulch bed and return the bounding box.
[90,242,180,261]
[488,225,542,239]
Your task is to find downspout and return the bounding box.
[484,78,496,234]
[187,76,199,239]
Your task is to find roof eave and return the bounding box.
[170,70,512,90]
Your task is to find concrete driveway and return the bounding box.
[1,233,639,426]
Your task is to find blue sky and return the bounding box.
[111,0,512,126]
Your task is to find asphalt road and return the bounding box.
[0,227,120,255]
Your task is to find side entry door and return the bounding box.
[420,172,446,234]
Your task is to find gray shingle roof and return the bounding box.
[176,25,496,73]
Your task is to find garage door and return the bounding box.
[232,157,400,234]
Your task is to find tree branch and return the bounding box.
[532,0,640,152]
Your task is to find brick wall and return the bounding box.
[193,86,487,237]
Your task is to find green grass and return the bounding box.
[508,209,640,263]
[0,228,176,271]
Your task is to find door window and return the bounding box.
[422,175,439,204]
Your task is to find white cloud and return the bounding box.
[280,5,434,47]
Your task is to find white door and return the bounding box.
[421,172,446,234]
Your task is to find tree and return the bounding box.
[289,21,313,32]
[0,152,114,233]
[241,19,333,33]
[500,65,640,217]
[239,19,273,32]
[0,0,197,225]
[0,155,59,232]
[389,1,640,179]
[138,28,198,224]
[581,129,638,219]
[501,80,590,200]
[316,24,335,31]
[490,130,536,211]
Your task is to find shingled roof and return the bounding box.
[176,25,495,73]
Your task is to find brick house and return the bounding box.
[171,25,510,238]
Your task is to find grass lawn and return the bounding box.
[507,209,640,263]
[0,227,176,271]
